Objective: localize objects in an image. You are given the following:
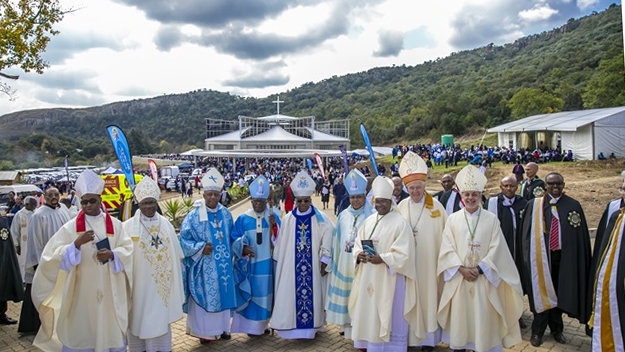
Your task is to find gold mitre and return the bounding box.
[399,151,428,185]
[455,165,487,193]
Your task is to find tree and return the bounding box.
[582,51,625,108]
[507,88,564,119]
[0,0,65,98]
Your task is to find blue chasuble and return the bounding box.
[231,208,281,321]
[180,204,237,313]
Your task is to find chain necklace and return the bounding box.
[367,210,390,240]
[409,199,426,235]
[463,208,481,241]
[140,216,162,249]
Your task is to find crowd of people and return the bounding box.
[0,151,623,352]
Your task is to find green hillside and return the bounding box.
[0,4,623,170]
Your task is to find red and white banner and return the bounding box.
[147,159,158,183]
[314,153,326,181]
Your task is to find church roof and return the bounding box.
[307,128,350,142]
[487,106,625,132]
[245,126,310,141]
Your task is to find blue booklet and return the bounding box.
[95,237,111,264]
[361,239,376,255]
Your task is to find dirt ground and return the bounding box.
[421,158,625,229]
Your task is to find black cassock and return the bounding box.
[587,199,625,339]
[0,216,24,303]
[520,194,592,324]
[487,194,528,292]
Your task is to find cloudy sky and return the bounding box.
[0,0,620,115]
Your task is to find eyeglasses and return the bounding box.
[80,198,98,205]
[546,181,563,186]
[296,199,311,204]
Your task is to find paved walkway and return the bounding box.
[1,192,592,351]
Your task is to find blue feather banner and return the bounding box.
[359,123,379,176]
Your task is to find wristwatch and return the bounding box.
[477,265,484,275]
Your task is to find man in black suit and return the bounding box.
[391,176,409,205]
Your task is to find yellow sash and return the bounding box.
[529,197,558,313]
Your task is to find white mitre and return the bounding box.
[75,170,105,197]
[371,176,394,199]
[202,168,224,192]
[290,170,316,197]
[455,164,487,192]
[133,177,161,202]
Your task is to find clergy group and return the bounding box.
[0,155,621,352]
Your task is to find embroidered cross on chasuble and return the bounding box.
[293,211,315,329]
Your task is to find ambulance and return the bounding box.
[99,174,144,210]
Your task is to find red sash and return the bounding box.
[76,210,115,236]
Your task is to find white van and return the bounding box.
[160,166,180,179]
[0,184,42,206]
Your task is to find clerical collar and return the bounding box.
[141,213,158,221]
[85,212,102,219]
[465,208,481,217]
[206,205,218,213]
[295,207,313,216]
[410,196,425,205]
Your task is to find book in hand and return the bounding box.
[361,239,376,256]
[95,237,112,264]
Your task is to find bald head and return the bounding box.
[440,174,454,191]
[526,162,539,178]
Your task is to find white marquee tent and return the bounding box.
[487,107,625,160]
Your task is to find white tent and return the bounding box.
[487,107,625,160]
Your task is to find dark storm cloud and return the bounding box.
[113,0,323,28]
[154,26,184,51]
[196,13,349,60]
[20,70,101,94]
[448,0,604,50]
[373,30,404,57]
[146,0,383,59]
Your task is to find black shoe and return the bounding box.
[553,332,567,344]
[221,332,231,340]
[530,334,542,347]
[421,347,434,352]
[339,331,345,336]
[264,328,271,335]
[519,318,527,329]
[0,315,17,325]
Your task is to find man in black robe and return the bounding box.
[520,172,591,347]
[519,162,545,200]
[586,176,625,348]
[0,215,23,325]
[486,176,528,327]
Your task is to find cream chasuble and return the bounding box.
[348,210,424,345]
[397,194,447,346]
[32,214,133,352]
[437,209,523,352]
[124,212,184,342]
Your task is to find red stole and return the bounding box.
[76,210,115,236]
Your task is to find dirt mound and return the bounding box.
[418,159,625,228]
